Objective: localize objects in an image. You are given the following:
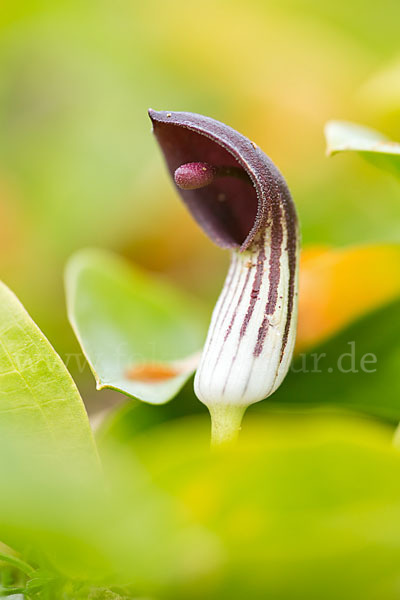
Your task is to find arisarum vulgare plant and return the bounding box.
[149,109,300,444]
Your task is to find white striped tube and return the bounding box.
[195,212,299,443]
[195,231,299,408]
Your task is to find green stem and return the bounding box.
[209,404,246,447]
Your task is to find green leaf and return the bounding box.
[0,551,35,577]
[0,281,99,467]
[129,414,400,600]
[65,249,208,405]
[4,411,400,598]
[325,120,400,177]
[267,299,400,423]
[0,421,219,590]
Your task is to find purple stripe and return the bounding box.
[204,255,238,351]
[279,203,298,363]
[253,202,283,357]
[211,256,253,376]
[196,256,238,397]
[225,261,253,342]
[220,235,267,395]
[239,232,266,339]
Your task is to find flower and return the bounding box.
[149,109,299,444]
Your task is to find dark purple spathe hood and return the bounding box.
[148,109,297,252]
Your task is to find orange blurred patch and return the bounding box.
[296,245,400,353]
[125,363,180,383]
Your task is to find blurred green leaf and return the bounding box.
[4,407,400,598]
[65,249,208,405]
[0,421,220,594]
[325,120,400,177]
[0,551,35,578]
[0,281,98,467]
[0,589,25,597]
[268,299,400,422]
[130,414,400,600]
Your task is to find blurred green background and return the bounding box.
[0,0,399,407]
